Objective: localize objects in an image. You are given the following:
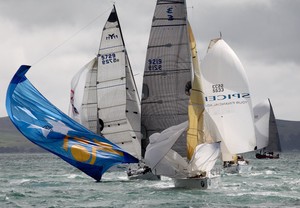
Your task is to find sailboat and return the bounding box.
[6,65,138,182]
[143,0,221,189]
[69,6,159,180]
[69,6,142,166]
[201,38,256,175]
[254,99,281,159]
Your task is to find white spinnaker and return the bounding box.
[201,39,256,154]
[145,121,220,178]
[188,142,220,175]
[145,121,189,178]
[253,99,271,150]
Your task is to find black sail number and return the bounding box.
[212,84,224,93]
[148,58,162,71]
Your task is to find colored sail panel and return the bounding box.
[201,39,256,154]
[69,6,141,159]
[6,65,138,181]
[186,21,205,160]
[141,0,192,141]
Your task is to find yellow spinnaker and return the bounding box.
[186,22,205,160]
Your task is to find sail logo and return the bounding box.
[205,93,250,102]
[106,33,118,40]
[63,135,124,164]
[166,7,174,21]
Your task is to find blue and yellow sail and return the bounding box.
[6,65,138,181]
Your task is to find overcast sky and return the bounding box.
[1,0,299,121]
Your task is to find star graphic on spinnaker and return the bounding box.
[28,118,74,138]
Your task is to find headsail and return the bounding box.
[254,99,281,152]
[253,99,271,150]
[201,39,256,159]
[7,65,138,181]
[266,99,281,152]
[141,0,192,153]
[69,6,141,160]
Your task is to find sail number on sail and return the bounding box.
[101,53,119,65]
[148,58,162,71]
[212,84,224,93]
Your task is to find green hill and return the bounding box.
[0,117,45,153]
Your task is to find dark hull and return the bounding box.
[256,153,279,159]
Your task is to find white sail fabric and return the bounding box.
[145,121,220,178]
[69,7,141,159]
[145,121,188,175]
[201,39,256,154]
[253,99,271,150]
[69,58,97,126]
[188,142,220,175]
[141,0,192,146]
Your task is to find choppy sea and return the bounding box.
[0,152,299,208]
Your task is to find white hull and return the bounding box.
[173,177,210,189]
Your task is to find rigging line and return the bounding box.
[32,6,113,67]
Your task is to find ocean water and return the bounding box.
[0,152,299,208]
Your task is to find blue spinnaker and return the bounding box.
[6,65,138,181]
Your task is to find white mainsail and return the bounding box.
[69,6,141,160]
[201,39,256,161]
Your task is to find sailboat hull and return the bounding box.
[128,172,161,181]
[173,177,210,189]
[256,153,279,159]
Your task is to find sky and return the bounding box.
[0,0,299,121]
